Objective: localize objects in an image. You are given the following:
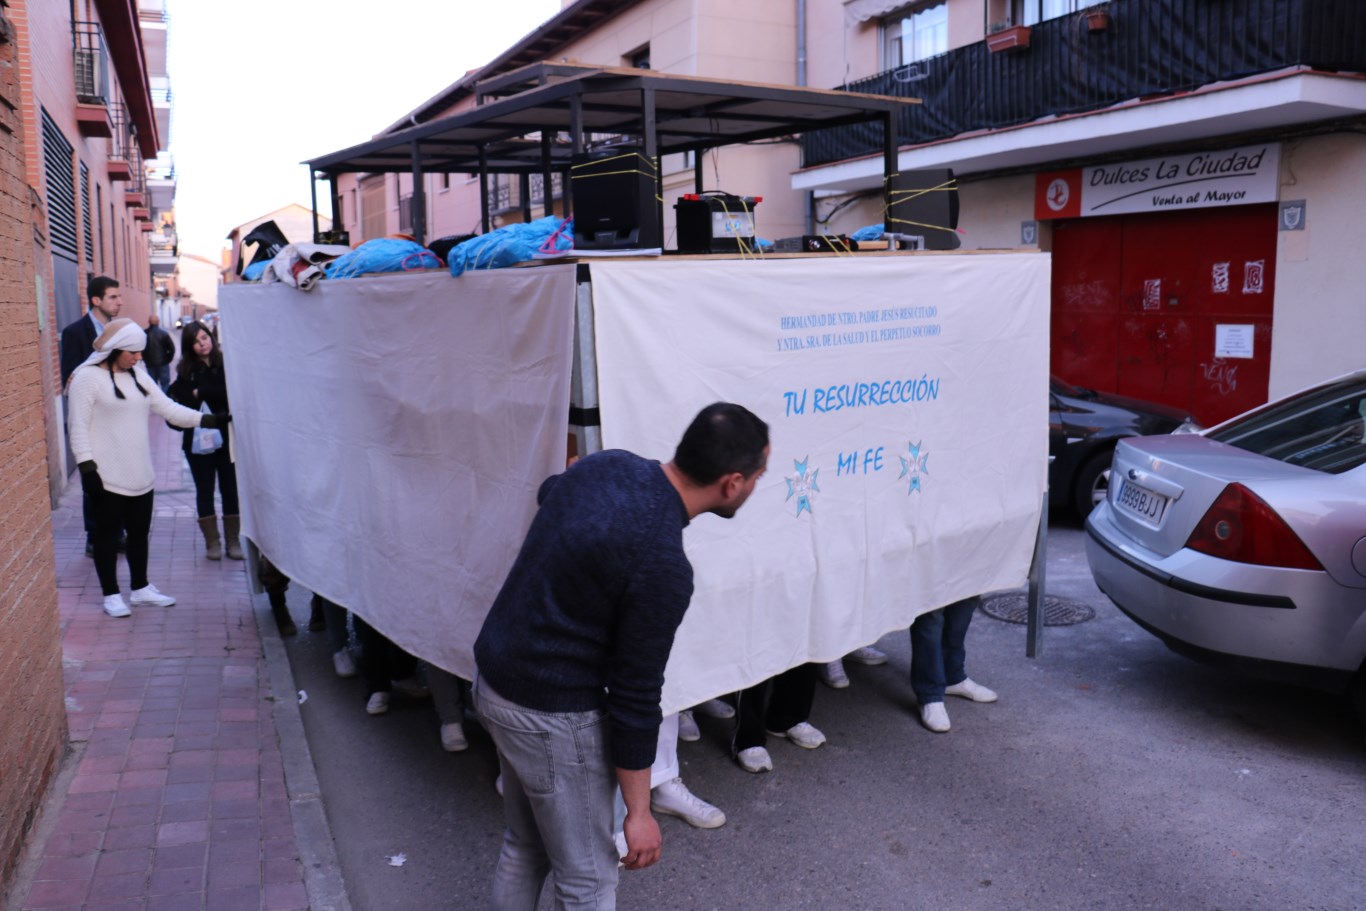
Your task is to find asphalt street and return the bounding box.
[267,517,1366,911]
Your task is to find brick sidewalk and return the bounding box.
[16,421,312,911]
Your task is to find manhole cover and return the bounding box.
[979,592,1095,626]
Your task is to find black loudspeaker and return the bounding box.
[885,168,960,250]
[571,148,661,250]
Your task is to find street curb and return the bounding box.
[253,592,354,911]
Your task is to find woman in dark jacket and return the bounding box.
[169,320,241,560]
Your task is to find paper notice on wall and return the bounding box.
[1215,324,1255,359]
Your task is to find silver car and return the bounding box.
[1085,370,1366,720]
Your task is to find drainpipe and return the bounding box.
[798,0,815,234]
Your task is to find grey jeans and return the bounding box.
[473,676,619,911]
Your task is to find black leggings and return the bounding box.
[94,490,153,596]
[353,615,418,697]
[187,447,239,518]
[733,663,819,752]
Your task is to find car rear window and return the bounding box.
[1208,375,1366,473]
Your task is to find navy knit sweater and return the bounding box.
[473,450,694,770]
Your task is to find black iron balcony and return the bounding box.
[802,0,1366,169]
[73,21,109,104]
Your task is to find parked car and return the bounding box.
[1084,370,1366,720]
[1050,376,1200,521]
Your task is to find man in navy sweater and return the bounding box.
[474,402,769,910]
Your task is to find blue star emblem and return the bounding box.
[898,441,928,494]
[785,456,820,517]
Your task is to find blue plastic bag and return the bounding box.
[241,259,270,281]
[447,217,574,277]
[326,238,441,279]
[851,223,885,242]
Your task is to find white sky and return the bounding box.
[167,0,562,259]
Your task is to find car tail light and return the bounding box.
[1184,483,1322,570]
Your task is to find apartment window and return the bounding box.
[883,2,947,67]
[626,45,650,70]
[1012,0,1101,26]
[360,176,387,241]
[439,172,450,191]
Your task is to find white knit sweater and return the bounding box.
[68,363,204,497]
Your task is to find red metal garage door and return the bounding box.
[1051,204,1276,426]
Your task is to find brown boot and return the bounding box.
[268,588,297,636]
[198,516,222,560]
[223,515,244,560]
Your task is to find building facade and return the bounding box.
[0,3,66,899]
[325,0,1365,424]
[1,0,174,894]
[332,0,810,250]
[797,0,1366,423]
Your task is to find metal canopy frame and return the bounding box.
[303,62,919,243]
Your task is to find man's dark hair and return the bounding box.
[87,275,119,306]
[673,402,769,484]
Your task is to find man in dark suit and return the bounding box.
[61,275,124,556]
[142,313,176,391]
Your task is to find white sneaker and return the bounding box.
[650,777,726,828]
[819,660,850,689]
[129,584,175,607]
[695,698,735,719]
[677,710,701,742]
[945,677,998,703]
[102,594,131,618]
[366,692,390,716]
[767,721,826,749]
[332,649,357,678]
[737,746,773,773]
[847,646,888,666]
[920,701,951,733]
[440,722,468,752]
[390,676,430,699]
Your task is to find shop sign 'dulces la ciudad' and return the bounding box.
[1034,143,1281,220]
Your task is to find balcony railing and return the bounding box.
[802,0,1366,168]
[73,22,110,104]
[488,173,563,213]
[150,76,172,106]
[110,102,134,159]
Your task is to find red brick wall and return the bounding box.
[0,3,69,897]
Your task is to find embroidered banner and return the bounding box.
[587,254,1051,713]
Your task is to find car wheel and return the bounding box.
[1072,450,1114,522]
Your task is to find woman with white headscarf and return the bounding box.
[67,317,230,618]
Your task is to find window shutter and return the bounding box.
[81,161,93,263]
[41,108,79,260]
